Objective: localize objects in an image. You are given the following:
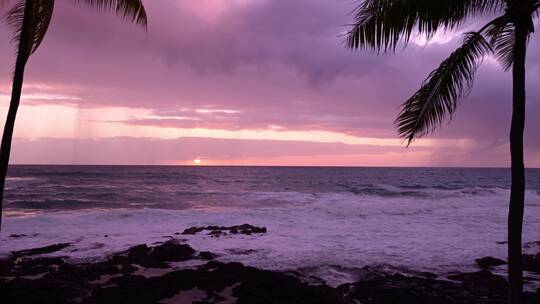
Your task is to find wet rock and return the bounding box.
[84,260,350,303]
[524,241,540,249]
[2,241,539,304]
[523,253,540,273]
[0,258,14,276]
[1,257,66,277]
[182,227,206,235]
[417,271,438,279]
[8,234,28,238]
[74,257,139,281]
[198,251,217,260]
[1,276,89,304]
[341,270,513,304]
[89,269,199,304]
[149,241,195,262]
[182,224,267,237]
[11,243,71,258]
[448,270,508,297]
[208,230,225,237]
[229,264,347,304]
[226,249,257,255]
[340,274,472,304]
[126,244,150,260]
[237,223,267,234]
[476,256,507,269]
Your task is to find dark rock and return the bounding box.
[448,270,508,297]
[226,249,257,255]
[523,253,540,273]
[476,256,507,269]
[182,224,267,237]
[341,270,513,304]
[182,227,205,235]
[3,241,539,304]
[114,247,168,269]
[84,260,350,303]
[89,269,199,304]
[199,251,217,260]
[238,223,267,234]
[126,244,150,259]
[8,234,28,238]
[340,274,471,304]
[1,257,66,277]
[229,264,347,304]
[0,258,14,276]
[1,276,89,304]
[417,271,438,279]
[208,230,225,237]
[11,243,71,258]
[78,258,138,279]
[524,241,540,249]
[149,241,195,262]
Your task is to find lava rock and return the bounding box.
[182,227,205,235]
[8,234,28,238]
[198,251,217,260]
[448,270,508,297]
[523,253,540,273]
[11,243,71,258]
[476,256,507,269]
[149,241,195,262]
[126,244,150,259]
[182,224,267,237]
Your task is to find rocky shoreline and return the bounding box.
[1,225,540,304]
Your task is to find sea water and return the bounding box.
[1,166,539,287]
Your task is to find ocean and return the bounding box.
[1,165,540,287]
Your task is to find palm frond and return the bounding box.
[485,18,515,71]
[73,0,147,27]
[6,0,55,60]
[395,32,492,144]
[346,0,504,52]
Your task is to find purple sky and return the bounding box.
[1,0,540,166]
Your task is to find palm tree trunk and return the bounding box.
[0,0,33,232]
[508,19,528,304]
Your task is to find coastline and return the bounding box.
[2,225,539,304]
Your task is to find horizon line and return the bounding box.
[8,164,539,169]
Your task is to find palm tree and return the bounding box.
[0,0,146,229]
[346,0,537,303]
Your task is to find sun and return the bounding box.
[193,159,202,165]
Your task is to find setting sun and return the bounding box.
[193,158,202,165]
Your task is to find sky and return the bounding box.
[0,0,540,167]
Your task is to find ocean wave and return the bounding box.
[5,177,37,182]
[336,183,429,198]
[334,182,540,200]
[6,199,118,210]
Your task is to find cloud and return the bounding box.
[12,136,513,167]
[0,0,539,166]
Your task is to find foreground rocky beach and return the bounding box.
[1,225,540,304]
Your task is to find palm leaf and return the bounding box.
[395,32,492,144]
[73,0,147,27]
[346,0,504,52]
[485,17,515,71]
[5,0,54,60]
